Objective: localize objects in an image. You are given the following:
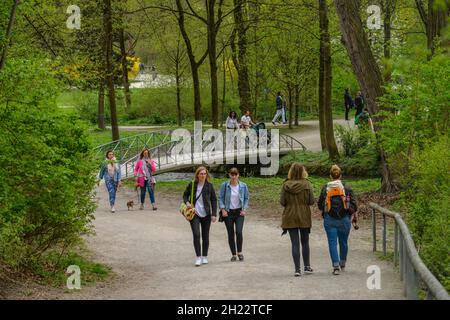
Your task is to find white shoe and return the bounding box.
[201,257,208,265]
[111,206,116,213]
[195,257,202,267]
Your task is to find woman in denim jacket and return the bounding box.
[218,167,249,262]
[98,150,122,213]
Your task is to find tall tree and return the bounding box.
[0,0,20,72]
[119,28,132,109]
[319,0,339,159]
[103,0,119,141]
[231,0,252,115]
[415,0,449,56]
[334,0,397,192]
[175,0,208,121]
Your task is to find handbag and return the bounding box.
[180,181,196,221]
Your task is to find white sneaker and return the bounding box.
[201,257,208,265]
[111,206,116,213]
[195,257,202,267]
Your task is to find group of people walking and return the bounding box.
[344,88,374,131]
[98,149,358,276]
[180,163,358,276]
[98,148,158,213]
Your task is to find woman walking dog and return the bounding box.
[134,148,157,210]
[218,167,249,262]
[98,150,122,213]
[183,167,218,266]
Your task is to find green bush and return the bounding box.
[400,137,450,291]
[335,124,374,157]
[0,59,97,271]
[280,147,380,178]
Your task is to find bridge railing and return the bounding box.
[93,130,172,162]
[369,202,449,300]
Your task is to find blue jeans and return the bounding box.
[140,179,155,204]
[323,214,351,267]
[105,177,118,206]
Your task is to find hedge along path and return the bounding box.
[66,184,404,300]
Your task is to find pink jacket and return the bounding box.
[134,158,156,187]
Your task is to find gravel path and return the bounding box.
[66,185,404,300]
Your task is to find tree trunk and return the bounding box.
[320,0,339,160]
[98,79,106,130]
[221,51,227,127]
[207,0,219,128]
[415,0,449,56]
[175,0,207,121]
[233,0,252,115]
[318,0,327,151]
[103,0,119,141]
[334,0,397,192]
[382,0,394,82]
[0,0,20,71]
[119,28,131,109]
[175,58,182,127]
[294,84,300,126]
[287,85,293,129]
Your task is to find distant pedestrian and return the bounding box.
[218,167,249,262]
[280,163,315,277]
[344,88,354,121]
[354,91,365,118]
[355,107,374,132]
[134,148,157,210]
[272,92,284,125]
[240,110,254,129]
[226,111,239,130]
[318,165,358,275]
[281,94,288,124]
[98,150,122,213]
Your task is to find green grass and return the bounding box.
[32,247,111,289]
[155,176,380,207]
[56,88,346,128]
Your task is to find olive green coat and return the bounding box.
[280,179,315,229]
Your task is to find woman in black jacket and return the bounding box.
[183,166,218,266]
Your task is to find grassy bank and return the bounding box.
[155,176,380,208]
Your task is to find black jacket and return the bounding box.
[344,92,354,107]
[317,182,357,218]
[355,96,364,113]
[183,181,218,217]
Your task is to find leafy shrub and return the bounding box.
[400,137,449,291]
[335,124,374,157]
[280,146,380,178]
[0,59,97,271]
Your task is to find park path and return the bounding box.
[110,119,354,152]
[67,185,404,300]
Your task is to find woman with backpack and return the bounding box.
[98,150,121,213]
[280,163,315,277]
[134,148,157,210]
[218,167,249,262]
[318,165,358,275]
[183,166,218,266]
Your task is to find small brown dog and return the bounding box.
[127,200,135,211]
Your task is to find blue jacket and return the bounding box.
[99,162,121,182]
[218,181,249,211]
[276,95,283,109]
